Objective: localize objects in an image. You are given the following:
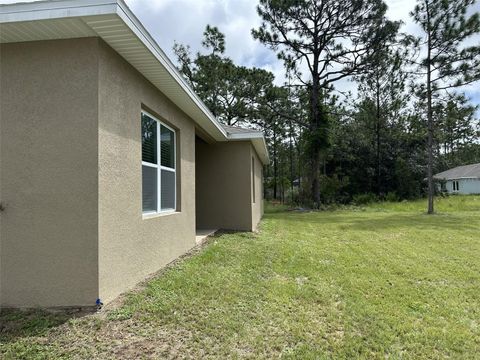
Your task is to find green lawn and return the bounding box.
[2,196,480,359]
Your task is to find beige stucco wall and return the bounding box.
[250,145,264,230]
[97,40,196,303]
[0,36,264,308]
[0,38,99,307]
[196,139,259,231]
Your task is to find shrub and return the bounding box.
[385,192,400,202]
[352,193,379,205]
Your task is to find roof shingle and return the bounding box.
[433,163,480,180]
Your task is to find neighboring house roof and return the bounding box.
[0,0,269,164]
[433,163,480,180]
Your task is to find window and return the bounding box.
[453,180,460,192]
[142,111,176,214]
[252,157,256,203]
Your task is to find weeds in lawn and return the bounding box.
[1,196,479,359]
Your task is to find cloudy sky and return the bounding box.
[2,0,479,109]
[123,0,479,108]
[123,0,420,80]
[124,0,415,83]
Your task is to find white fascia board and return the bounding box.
[449,177,479,180]
[227,132,265,140]
[435,177,479,181]
[0,0,118,22]
[252,137,270,165]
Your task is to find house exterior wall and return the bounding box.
[445,179,480,195]
[196,139,254,231]
[0,36,265,308]
[250,145,264,231]
[0,38,99,307]
[97,40,197,303]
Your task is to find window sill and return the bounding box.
[142,211,180,220]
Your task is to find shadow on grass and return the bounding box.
[266,210,479,232]
[0,308,92,344]
[341,213,478,232]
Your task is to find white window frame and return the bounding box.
[142,110,177,215]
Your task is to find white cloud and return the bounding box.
[124,0,267,73]
[122,0,423,76]
[1,0,478,109]
[123,0,479,104]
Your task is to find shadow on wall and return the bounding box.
[0,308,95,344]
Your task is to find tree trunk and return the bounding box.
[307,30,322,208]
[273,125,278,200]
[311,148,321,207]
[289,122,294,204]
[376,77,382,196]
[310,79,321,208]
[426,1,435,214]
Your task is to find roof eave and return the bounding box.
[434,177,480,180]
[0,0,118,22]
[0,0,271,161]
[0,0,228,142]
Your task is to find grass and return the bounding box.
[1,195,480,359]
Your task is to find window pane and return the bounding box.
[142,166,157,212]
[160,125,175,169]
[161,170,175,210]
[142,114,157,164]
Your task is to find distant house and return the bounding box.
[433,163,480,194]
[0,0,268,309]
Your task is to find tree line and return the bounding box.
[173,0,480,213]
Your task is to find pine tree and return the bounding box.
[252,0,398,207]
[411,0,480,214]
[173,26,274,126]
[356,44,409,195]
